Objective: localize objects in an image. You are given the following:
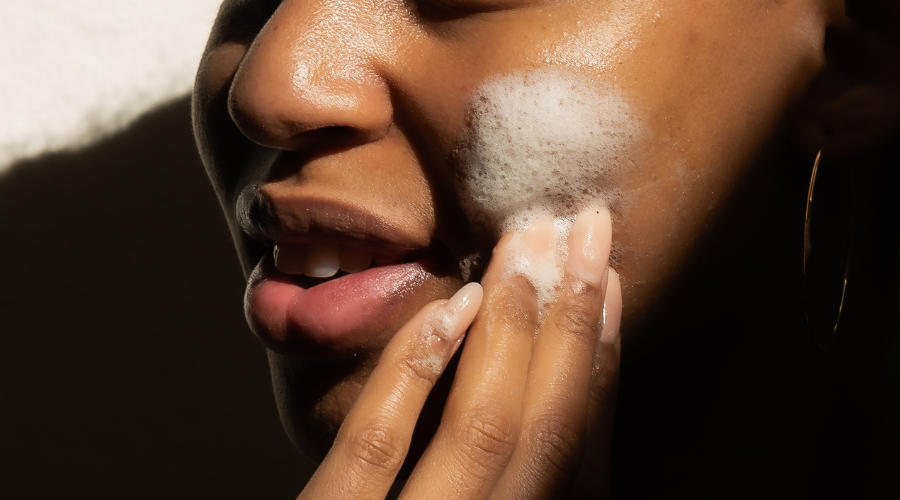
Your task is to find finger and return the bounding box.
[570,270,622,499]
[298,283,483,500]
[493,206,612,499]
[401,233,541,500]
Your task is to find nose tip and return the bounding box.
[227,3,394,151]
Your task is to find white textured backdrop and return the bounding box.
[0,0,222,172]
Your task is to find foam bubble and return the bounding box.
[456,68,637,237]
[455,69,639,305]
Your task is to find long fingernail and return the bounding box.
[500,216,559,298]
[448,282,483,321]
[420,283,483,374]
[518,217,557,259]
[600,270,622,345]
[567,207,612,284]
[440,282,484,344]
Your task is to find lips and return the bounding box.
[246,250,438,354]
[240,194,451,355]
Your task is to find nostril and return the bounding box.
[270,126,387,163]
[228,76,392,150]
[221,0,399,154]
[315,125,390,148]
[313,125,369,146]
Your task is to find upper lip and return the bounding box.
[238,187,432,252]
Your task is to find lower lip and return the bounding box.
[245,252,431,354]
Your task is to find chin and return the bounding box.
[268,349,374,462]
[259,260,463,462]
[269,345,460,473]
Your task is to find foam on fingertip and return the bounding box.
[501,216,569,309]
[417,283,483,376]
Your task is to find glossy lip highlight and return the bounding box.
[245,251,434,355]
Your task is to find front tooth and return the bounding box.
[274,245,306,274]
[304,244,340,278]
[340,247,372,273]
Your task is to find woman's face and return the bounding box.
[194,0,831,458]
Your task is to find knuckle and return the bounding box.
[343,424,406,479]
[397,352,440,391]
[550,298,598,344]
[527,412,584,477]
[486,277,539,328]
[455,406,517,470]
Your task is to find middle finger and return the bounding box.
[399,230,542,499]
[493,207,612,499]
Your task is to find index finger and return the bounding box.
[297,283,483,500]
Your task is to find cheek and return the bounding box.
[540,2,825,311]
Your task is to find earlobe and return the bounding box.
[794,1,900,159]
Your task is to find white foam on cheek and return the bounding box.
[455,69,639,304]
[457,69,637,236]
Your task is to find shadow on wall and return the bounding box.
[0,97,313,498]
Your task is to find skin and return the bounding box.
[193,0,899,496]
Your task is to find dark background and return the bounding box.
[0,96,313,498]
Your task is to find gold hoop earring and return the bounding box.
[803,149,852,349]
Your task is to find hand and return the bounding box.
[297,207,622,499]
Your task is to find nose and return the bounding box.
[227,0,395,150]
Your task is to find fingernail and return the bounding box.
[600,270,622,345]
[420,283,483,374]
[518,217,557,259]
[440,282,483,343]
[499,217,560,309]
[567,206,612,285]
[500,217,557,266]
[448,282,484,320]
